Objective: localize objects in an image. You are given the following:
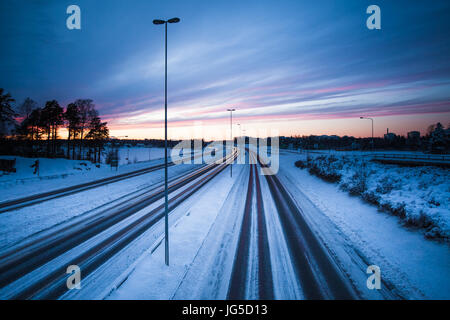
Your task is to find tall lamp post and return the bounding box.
[227,108,235,177]
[153,17,180,266]
[360,116,374,151]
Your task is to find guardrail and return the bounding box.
[289,150,450,166]
[370,154,450,161]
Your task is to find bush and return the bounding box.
[295,160,306,169]
[304,155,342,182]
[381,201,406,219]
[428,198,440,207]
[425,227,448,240]
[295,154,449,242]
[404,210,433,229]
[362,191,380,205]
[375,176,397,194]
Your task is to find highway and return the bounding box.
[0,148,375,299]
[226,149,358,299]
[0,152,235,299]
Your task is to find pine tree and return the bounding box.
[86,116,109,163]
[41,100,64,156]
[0,88,16,136]
[65,102,81,159]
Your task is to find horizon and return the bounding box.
[1,0,449,140]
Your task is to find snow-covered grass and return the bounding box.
[110,146,165,165]
[295,155,450,241]
[0,147,167,201]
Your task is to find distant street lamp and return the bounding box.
[360,116,374,151]
[227,108,235,177]
[153,16,180,267]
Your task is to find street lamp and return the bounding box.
[360,116,374,151]
[227,108,235,177]
[153,16,180,266]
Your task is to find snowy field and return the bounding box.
[110,146,165,165]
[0,147,166,201]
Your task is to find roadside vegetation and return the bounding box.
[295,155,450,241]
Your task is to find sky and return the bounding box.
[1,0,449,140]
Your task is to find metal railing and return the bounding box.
[370,153,450,161]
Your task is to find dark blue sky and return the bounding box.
[1,0,449,138]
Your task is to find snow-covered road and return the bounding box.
[0,149,448,299]
[107,151,449,300]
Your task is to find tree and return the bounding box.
[426,124,436,137]
[86,116,109,163]
[14,98,39,154]
[29,108,44,141]
[16,115,33,141]
[18,97,37,120]
[0,88,16,136]
[41,100,64,156]
[65,102,81,159]
[74,99,96,159]
[429,122,448,153]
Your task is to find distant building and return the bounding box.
[407,131,420,140]
[318,135,339,140]
[384,128,396,140]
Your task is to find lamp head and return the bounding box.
[168,17,180,23]
[153,19,165,25]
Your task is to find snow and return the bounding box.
[0,147,166,201]
[294,152,450,240]
[106,164,246,300]
[258,169,304,299]
[1,147,449,300]
[0,163,196,251]
[114,146,165,165]
[278,151,450,299]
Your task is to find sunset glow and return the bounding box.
[1,0,449,140]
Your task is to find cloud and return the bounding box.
[1,0,449,138]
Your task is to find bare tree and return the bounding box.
[426,124,436,137]
[18,98,37,120]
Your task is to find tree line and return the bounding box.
[280,122,450,153]
[0,88,109,162]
